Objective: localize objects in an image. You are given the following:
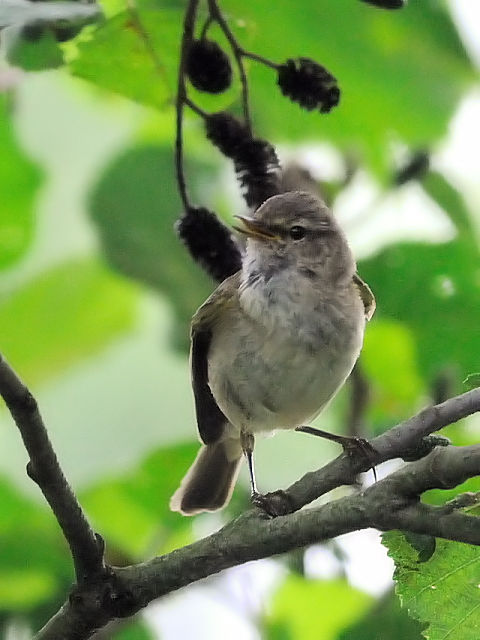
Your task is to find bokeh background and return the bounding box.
[1,0,480,637]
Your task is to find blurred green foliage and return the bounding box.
[359,173,480,386]
[0,478,73,629]
[0,259,138,384]
[339,589,424,640]
[0,0,479,637]
[81,443,198,559]
[7,31,64,71]
[89,145,215,349]
[265,578,373,639]
[464,373,480,391]
[0,95,42,269]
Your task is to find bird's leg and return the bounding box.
[240,430,295,517]
[295,425,378,480]
[240,430,259,496]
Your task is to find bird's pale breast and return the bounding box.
[208,271,365,437]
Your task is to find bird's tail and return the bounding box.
[170,439,243,516]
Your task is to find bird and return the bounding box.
[170,190,375,516]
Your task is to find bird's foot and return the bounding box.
[339,436,378,482]
[295,426,378,482]
[251,489,294,517]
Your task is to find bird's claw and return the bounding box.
[341,437,378,482]
[251,489,294,517]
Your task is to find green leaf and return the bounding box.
[81,443,198,558]
[384,531,480,640]
[88,144,214,350]
[0,259,138,384]
[403,533,436,564]
[0,96,42,269]
[265,577,372,640]
[70,6,181,109]
[68,0,475,175]
[464,374,480,391]
[358,235,480,383]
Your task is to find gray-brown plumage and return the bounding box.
[170,191,375,515]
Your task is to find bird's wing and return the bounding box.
[190,272,241,444]
[353,273,376,321]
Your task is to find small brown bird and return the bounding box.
[171,191,375,515]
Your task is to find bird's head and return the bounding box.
[234,191,355,285]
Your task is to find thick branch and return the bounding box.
[2,351,480,638]
[0,355,104,582]
[37,444,480,639]
[284,387,480,511]
[368,444,480,544]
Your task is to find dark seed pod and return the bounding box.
[205,112,281,209]
[233,138,281,209]
[393,151,429,186]
[186,39,232,94]
[359,0,406,8]
[277,58,340,114]
[176,207,242,283]
[205,112,250,158]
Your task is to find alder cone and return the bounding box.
[176,207,241,282]
[277,58,340,114]
[205,113,280,209]
[186,40,232,94]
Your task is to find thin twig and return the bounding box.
[184,96,208,118]
[175,0,201,210]
[0,355,105,583]
[200,14,214,40]
[208,0,252,134]
[241,49,279,70]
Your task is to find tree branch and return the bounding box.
[38,445,480,639]
[1,353,479,639]
[283,387,480,512]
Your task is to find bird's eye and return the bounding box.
[289,226,306,240]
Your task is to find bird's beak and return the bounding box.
[232,216,279,241]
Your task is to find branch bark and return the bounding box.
[284,387,480,511]
[1,353,480,639]
[38,445,480,639]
